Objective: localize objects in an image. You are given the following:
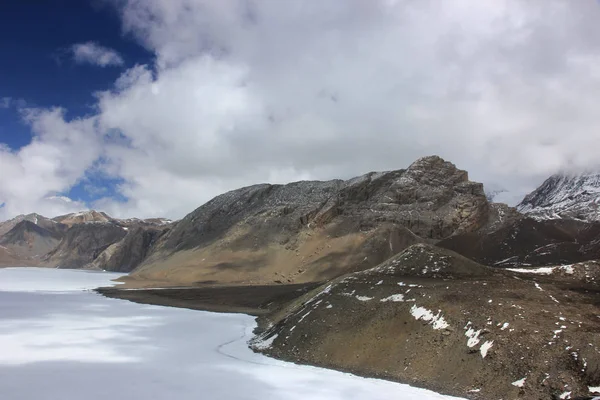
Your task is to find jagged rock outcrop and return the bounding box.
[518,173,600,222]
[130,156,499,285]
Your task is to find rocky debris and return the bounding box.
[132,156,497,285]
[42,223,128,269]
[518,173,600,222]
[438,218,600,268]
[253,244,600,400]
[86,226,170,272]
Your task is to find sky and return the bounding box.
[2,0,600,221]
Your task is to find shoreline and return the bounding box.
[96,282,472,399]
[96,282,321,316]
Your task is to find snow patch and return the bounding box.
[380,294,405,302]
[500,322,509,331]
[355,295,373,302]
[480,341,494,358]
[559,391,571,399]
[464,323,481,348]
[511,377,526,387]
[410,305,449,330]
[251,333,278,350]
[508,265,577,275]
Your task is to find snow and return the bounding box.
[480,341,494,358]
[298,310,312,322]
[589,386,600,393]
[0,268,465,400]
[534,283,543,291]
[251,333,278,350]
[410,305,449,330]
[380,294,405,302]
[355,295,373,302]
[507,267,555,275]
[559,391,571,399]
[507,265,576,275]
[511,377,526,387]
[500,322,510,331]
[464,323,481,347]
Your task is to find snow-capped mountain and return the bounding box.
[517,173,600,221]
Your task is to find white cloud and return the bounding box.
[71,42,124,67]
[0,108,99,219]
[0,97,11,109]
[3,0,600,220]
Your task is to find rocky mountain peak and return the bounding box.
[518,172,600,222]
[404,155,469,186]
[52,210,113,226]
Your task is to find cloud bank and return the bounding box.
[2,0,600,220]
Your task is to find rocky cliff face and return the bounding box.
[86,226,169,272]
[42,223,128,269]
[518,173,600,222]
[130,156,499,285]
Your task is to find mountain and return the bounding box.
[52,210,114,226]
[0,210,173,270]
[518,173,600,222]
[41,222,128,269]
[252,243,600,399]
[85,226,169,272]
[438,217,600,268]
[127,156,509,286]
[0,213,56,236]
[0,216,68,264]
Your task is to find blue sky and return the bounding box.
[1,1,600,221]
[0,1,152,205]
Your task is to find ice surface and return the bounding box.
[0,267,124,292]
[0,268,464,400]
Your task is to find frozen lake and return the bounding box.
[0,268,462,400]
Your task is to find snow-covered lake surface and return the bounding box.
[0,268,462,400]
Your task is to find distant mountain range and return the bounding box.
[0,211,172,270]
[2,156,600,278]
[3,156,600,399]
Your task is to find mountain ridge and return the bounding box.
[518,172,600,222]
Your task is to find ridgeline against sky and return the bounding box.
[2,1,600,220]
